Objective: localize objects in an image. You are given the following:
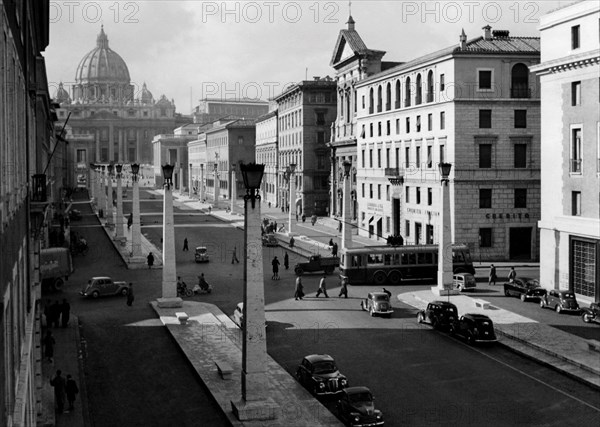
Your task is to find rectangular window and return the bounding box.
[405,147,411,168]
[571,25,580,49]
[386,148,390,168]
[362,95,365,109]
[511,188,527,209]
[571,81,581,106]
[378,122,382,136]
[238,136,244,144]
[439,145,445,163]
[369,184,373,199]
[317,131,325,144]
[316,112,325,125]
[416,115,421,132]
[571,128,582,173]
[427,113,432,131]
[386,120,391,135]
[362,150,365,168]
[369,123,373,137]
[479,144,492,168]
[415,223,422,244]
[416,187,421,204]
[76,149,86,163]
[405,186,410,203]
[361,183,365,197]
[377,184,381,199]
[405,220,411,237]
[377,149,381,168]
[416,146,421,167]
[426,225,434,244]
[572,191,581,216]
[514,110,527,128]
[386,217,390,233]
[479,70,492,89]
[440,111,445,130]
[406,117,410,133]
[479,110,492,128]
[427,146,432,168]
[440,74,445,91]
[369,149,373,168]
[386,185,390,201]
[427,187,432,205]
[361,124,365,138]
[479,228,492,247]
[395,147,399,168]
[514,144,527,168]
[396,118,400,134]
[479,189,492,208]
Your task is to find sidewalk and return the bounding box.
[398,290,600,390]
[151,301,343,427]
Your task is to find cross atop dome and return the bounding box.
[96,25,109,49]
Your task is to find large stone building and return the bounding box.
[1,1,61,424]
[354,25,541,262]
[55,26,185,185]
[152,124,199,189]
[255,110,279,206]
[274,78,337,216]
[192,98,269,125]
[533,1,600,301]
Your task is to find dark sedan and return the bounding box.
[336,386,384,426]
[417,301,458,331]
[296,354,348,396]
[503,277,547,302]
[540,289,581,314]
[450,313,497,344]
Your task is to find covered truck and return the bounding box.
[294,255,340,276]
[40,247,73,291]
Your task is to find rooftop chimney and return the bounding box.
[492,30,510,38]
[482,25,492,41]
[347,15,355,30]
[313,76,320,81]
[459,29,467,50]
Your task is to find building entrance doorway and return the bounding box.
[510,227,532,260]
[392,197,400,236]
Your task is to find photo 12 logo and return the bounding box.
[50,1,140,24]
[400,1,541,24]
[200,1,341,24]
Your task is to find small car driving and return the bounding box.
[194,246,209,263]
[540,289,580,313]
[262,233,278,247]
[360,292,393,317]
[296,354,348,396]
[503,277,546,302]
[450,313,497,344]
[417,301,458,331]
[336,386,384,427]
[453,273,476,292]
[81,276,129,299]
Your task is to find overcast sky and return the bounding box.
[45,0,565,115]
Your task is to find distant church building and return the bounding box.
[55,26,186,184]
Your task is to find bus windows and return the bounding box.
[402,253,416,265]
[384,254,392,265]
[351,255,363,267]
[423,253,433,264]
[417,253,428,264]
[393,254,401,265]
[367,254,383,264]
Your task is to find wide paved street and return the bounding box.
[56,189,600,426]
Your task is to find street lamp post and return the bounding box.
[89,163,96,205]
[432,162,457,297]
[130,163,143,259]
[188,163,193,198]
[199,164,205,201]
[231,162,278,421]
[106,163,114,226]
[287,163,296,235]
[115,164,125,241]
[341,160,353,250]
[213,162,220,208]
[99,165,106,218]
[230,167,237,213]
[157,164,182,308]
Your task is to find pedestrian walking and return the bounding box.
[316,274,329,298]
[271,256,280,280]
[127,212,133,230]
[231,246,240,264]
[489,264,497,286]
[147,252,154,269]
[50,370,66,413]
[61,299,70,328]
[183,237,189,251]
[125,283,134,306]
[43,331,55,363]
[338,220,342,233]
[294,275,304,300]
[508,266,517,283]
[328,238,334,247]
[284,252,289,270]
[65,374,79,411]
[289,236,295,248]
[332,242,338,257]
[339,277,348,298]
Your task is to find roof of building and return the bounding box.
[330,16,386,67]
[206,118,257,133]
[75,26,130,84]
[256,110,278,122]
[199,98,269,105]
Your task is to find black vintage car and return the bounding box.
[503,277,547,302]
[581,302,600,324]
[336,386,384,427]
[450,313,497,344]
[417,301,458,331]
[540,290,580,314]
[296,354,348,396]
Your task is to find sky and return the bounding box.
[45,0,566,115]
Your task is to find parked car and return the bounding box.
[581,302,600,324]
[453,273,476,292]
[336,386,384,427]
[294,254,340,276]
[417,301,458,331]
[194,246,209,263]
[80,276,129,298]
[360,292,393,317]
[503,277,547,302]
[450,313,497,344]
[262,233,278,247]
[296,354,348,396]
[540,289,581,313]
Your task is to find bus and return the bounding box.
[339,244,475,286]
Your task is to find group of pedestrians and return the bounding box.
[488,265,517,286]
[44,299,71,328]
[50,369,79,414]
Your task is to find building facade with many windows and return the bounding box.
[255,110,279,207]
[533,1,600,301]
[355,25,541,261]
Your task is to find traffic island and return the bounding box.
[231,398,279,421]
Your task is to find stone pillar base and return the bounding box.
[127,256,148,269]
[230,398,279,421]
[430,286,460,297]
[156,297,183,308]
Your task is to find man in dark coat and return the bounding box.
[271,256,280,280]
[50,370,66,413]
[65,374,79,411]
[147,252,154,269]
[284,252,289,270]
[126,283,134,306]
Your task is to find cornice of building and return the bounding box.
[532,49,600,75]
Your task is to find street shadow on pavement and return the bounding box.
[551,323,600,340]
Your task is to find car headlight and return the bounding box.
[340,378,347,386]
[376,413,383,420]
[353,415,361,423]
[318,382,325,389]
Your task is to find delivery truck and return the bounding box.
[40,247,73,291]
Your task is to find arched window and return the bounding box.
[386,82,391,111]
[427,71,434,103]
[405,77,411,107]
[369,88,374,114]
[416,74,422,105]
[511,63,530,98]
[377,85,382,113]
[346,90,351,123]
[395,80,401,108]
